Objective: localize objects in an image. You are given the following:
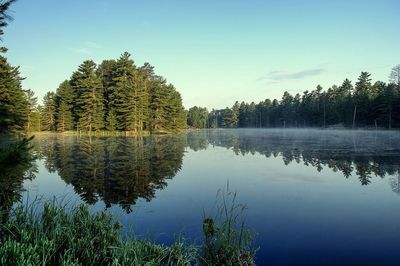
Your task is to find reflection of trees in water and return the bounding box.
[187,130,400,190]
[37,135,186,213]
[390,174,400,195]
[0,138,37,220]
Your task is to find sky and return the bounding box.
[3,0,400,110]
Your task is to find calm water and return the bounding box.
[3,129,400,265]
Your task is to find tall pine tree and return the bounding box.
[70,60,104,133]
[56,80,74,131]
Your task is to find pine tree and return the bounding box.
[41,92,57,131]
[106,109,117,131]
[187,106,209,128]
[353,72,372,126]
[0,57,29,132]
[110,52,138,131]
[149,77,170,131]
[24,89,37,131]
[70,60,104,133]
[164,85,186,130]
[97,59,117,127]
[135,63,152,131]
[0,0,16,53]
[56,80,74,131]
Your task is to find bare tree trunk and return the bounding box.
[352,105,357,129]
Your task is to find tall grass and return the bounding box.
[0,199,197,265]
[0,186,257,265]
[201,183,258,265]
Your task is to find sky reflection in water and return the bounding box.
[6,129,400,265]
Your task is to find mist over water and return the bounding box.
[3,129,400,265]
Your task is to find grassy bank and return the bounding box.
[0,191,257,266]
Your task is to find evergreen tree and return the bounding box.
[164,84,186,130]
[0,0,30,133]
[70,60,104,133]
[24,89,37,132]
[221,108,237,128]
[135,63,152,131]
[187,106,209,128]
[97,59,117,128]
[149,77,169,131]
[106,109,117,131]
[0,0,16,53]
[354,72,372,126]
[110,52,138,131]
[41,92,57,131]
[0,57,29,132]
[56,80,74,131]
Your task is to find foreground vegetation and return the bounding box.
[0,191,257,266]
[0,135,256,265]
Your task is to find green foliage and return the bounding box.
[0,201,197,266]
[110,52,138,131]
[24,89,37,131]
[202,184,257,266]
[0,0,29,133]
[41,92,57,131]
[0,56,29,133]
[56,80,74,131]
[71,60,105,132]
[200,70,400,129]
[0,0,16,53]
[0,195,256,265]
[30,52,187,134]
[187,106,209,128]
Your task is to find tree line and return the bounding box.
[5,53,187,134]
[188,69,400,129]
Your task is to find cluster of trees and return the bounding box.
[0,1,186,134]
[188,69,400,129]
[35,53,187,133]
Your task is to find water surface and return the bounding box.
[2,129,400,265]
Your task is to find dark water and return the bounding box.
[2,129,400,265]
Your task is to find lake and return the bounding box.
[4,129,400,265]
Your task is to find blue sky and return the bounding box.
[4,0,399,109]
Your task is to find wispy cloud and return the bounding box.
[70,41,103,55]
[85,41,102,49]
[258,68,325,82]
[70,47,92,55]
